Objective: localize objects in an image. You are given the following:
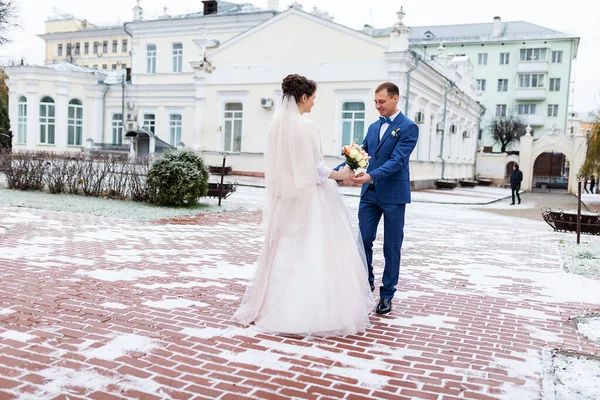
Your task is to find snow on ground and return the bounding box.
[83,334,157,361]
[142,297,209,309]
[543,351,600,400]
[576,316,600,343]
[558,240,600,277]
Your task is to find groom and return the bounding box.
[337,82,418,315]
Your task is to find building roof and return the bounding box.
[141,1,266,22]
[368,20,575,43]
[45,62,104,74]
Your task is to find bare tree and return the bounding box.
[0,0,17,46]
[489,113,528,153]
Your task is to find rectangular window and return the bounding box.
[476,79,486,91]
[102,64,107,70]
[341,102,366,146]
[547,104,559,117]
[549,78,561,91]
[518,74,546,88]
[84,42,89,54]
[551,51,563,63]
[68,101,83,146]
[147,44,157,73]
[17,98,27,144]
[499,52,510,65]
[112,40,118,53]
[122,39,128,53]
[224,103,243,152]
[517,104,536,115]
[172,43,183,73]
[169,114,182,146]
[75,42,80,55]
[519,48,548,61]
[495,104,507,117]
[112,114,123,145]
[497,79,508,92]
[93,42,99,54]
[102,41,108,53]
[142,114,156,134]
[39,100,56,145]
[57,44,63,57]
[112,64,117,70]
[478,53,488,65]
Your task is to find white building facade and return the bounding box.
[7,3,483,189]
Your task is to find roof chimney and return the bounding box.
[492,16,502,37]
[203,0,218,15]
[133,0,143,21]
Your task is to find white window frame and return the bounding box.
[142,113,156,134]
[476,79,486,91]
[518,74,546,88]
[519,48,548,62]
[223,103,243,153]
[169,114,182,146]
[333,89,371,155]
[549,78,561,91]
[218,91,248,153]
[496,104,507,117]
[547,104,559,117]
[39,96,56,145]
[172,42,183,73]
[477,53,488,65]
[67,99,83,146]
[111,113,123,145]
[122,39,128,53]
[499,52,510,65]
[17,96,27,144]
[341,101,366,146]
[551,50,563,63]
[497,79,508,92]
[147,44,157,74]
[517,104,536,115]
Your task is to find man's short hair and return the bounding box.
[376,82,399,97]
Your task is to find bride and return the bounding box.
[233,74,375,336]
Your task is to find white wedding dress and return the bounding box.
[233,96,375,337]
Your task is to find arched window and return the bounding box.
[68,99,83,146]
[39,96,56,145]
[17,96,27,144]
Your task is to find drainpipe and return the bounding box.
[101,85,110,143]
[405,52,421,115]
[123,22,133,75]
[473,103,486,179]
[439,82,456,180]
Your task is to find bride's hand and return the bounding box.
[337,166,354,180]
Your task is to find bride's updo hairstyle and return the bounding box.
[282,74,317,104]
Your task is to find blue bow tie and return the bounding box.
[379,116,392,125]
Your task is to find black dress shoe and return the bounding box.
[376,298,392,315]
[370,283,375,292]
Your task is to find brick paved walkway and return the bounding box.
[1,195,599,400]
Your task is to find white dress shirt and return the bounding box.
[379,110,401,140]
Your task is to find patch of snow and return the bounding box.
[100,302,129,310]
[117,376,166,397]
[0,330,36,342]
[179,261,255,281]
[75,268,168,282]
[83,334,156,360]
[142,298,208,309]
[543,350,600,400]
[181,325,260,339]
[559,241,600,277]
[17,367,113,400]
[0,308,15,316]
[576,317,600,342]
[216,294,240,301]
[528,326,562,343]
[135,281,226,290]
[384,314,460,329]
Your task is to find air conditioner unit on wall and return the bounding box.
[126,121,137,131]
[260,98,273,108]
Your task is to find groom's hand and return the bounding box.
[350,173,372,185]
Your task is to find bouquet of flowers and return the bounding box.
[342,142,370,176]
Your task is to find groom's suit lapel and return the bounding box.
[375,112,404,154]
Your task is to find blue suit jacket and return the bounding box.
[338,112,419,204]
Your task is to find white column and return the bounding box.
[192,71,207,152]
[88,86,105,144]
[25,83,39,150]
[55,81,69,150]
[519,126,534,191]
[570,133,587,194]
[7,89,18,145]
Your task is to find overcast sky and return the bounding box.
[1,0,599,112]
